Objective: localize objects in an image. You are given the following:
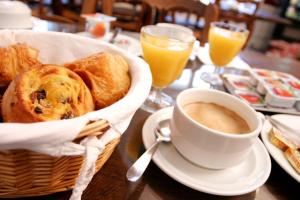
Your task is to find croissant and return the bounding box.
[0,43,41,87]
[65,52,131,109]
[2,65,94,122]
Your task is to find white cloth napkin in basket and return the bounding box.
[0,30,152,200]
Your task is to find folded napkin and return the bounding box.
[271,114,300,146]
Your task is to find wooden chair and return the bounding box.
[143,0,219,45]
[100,0,152,32]
[216,0,261,46]
[32,0,151,31]
[31,0,113,25]
[29,0,81,24]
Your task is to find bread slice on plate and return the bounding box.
[269,127,297,151]
[284,148,300,174]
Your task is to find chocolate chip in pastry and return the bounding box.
[65,52,131,109]
[0,86,7,122]
[2,65,94,122]
[0,43,42,87]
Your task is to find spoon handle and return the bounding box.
[126,140,160,182]
[109,27,121,43]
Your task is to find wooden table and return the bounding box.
[14,19,300,200]
[255,9,292,26]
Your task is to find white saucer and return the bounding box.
[261,115,300,183]
[76,32,141,56]
[142,107,271,196]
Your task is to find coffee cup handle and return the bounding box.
[256,112,266,132]
[256,112,265,123]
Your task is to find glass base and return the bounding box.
[141,87,174,113]
[200,66,223,86]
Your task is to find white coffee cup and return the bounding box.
[170,88,262,169]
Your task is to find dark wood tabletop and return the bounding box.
[13,19,300,200]
[255,10,292,26]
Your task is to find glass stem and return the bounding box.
[214,66,223,74]
[141,86,173,113]
[151,87,163,104]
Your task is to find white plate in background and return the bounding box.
[76,32,141,56]
[261,115,300,183]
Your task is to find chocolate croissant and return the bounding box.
[0,43,41,87]
[2,65,94,122]
[65,52,131,109]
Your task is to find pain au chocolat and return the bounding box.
[2,65,94,122]
[0,43,41,87]
[65,52,131,109]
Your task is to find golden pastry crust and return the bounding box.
[65,52,131,109]
[285,148,300,174]
[0,43,41,87]
[269,127,296,151]
[2,65,94,122]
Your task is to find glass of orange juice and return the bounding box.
[141,25,195,113]
[202,22,249,85]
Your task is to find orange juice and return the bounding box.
[141,34,193,88]
[209,26,248,67]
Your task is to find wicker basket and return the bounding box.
[0,119,120,198]
[0,30,152,198]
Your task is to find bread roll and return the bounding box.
[65,52,131,109]
[2,65,94,122]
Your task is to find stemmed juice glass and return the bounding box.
[202,22,249,85]
[140,25,195,113]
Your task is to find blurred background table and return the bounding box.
[13,18,300,200]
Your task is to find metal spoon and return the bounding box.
[109,27,121,44]
[126,119,171,182]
